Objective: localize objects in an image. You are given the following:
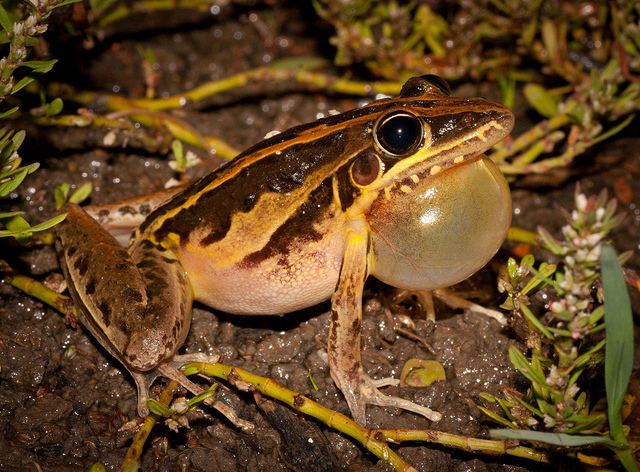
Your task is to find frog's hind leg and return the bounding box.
[328,225,441,425]
[57,206,251,430]
[55,204,191,412]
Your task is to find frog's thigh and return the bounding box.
[56,204,192,372]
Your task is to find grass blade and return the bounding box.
[489,429,610,447]
[600,245,633,442]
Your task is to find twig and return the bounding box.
[121,381,180,472]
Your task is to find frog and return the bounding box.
[55,75,513,426]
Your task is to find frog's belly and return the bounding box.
[179,234,344,315]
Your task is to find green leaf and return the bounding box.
[573,339,606,371]
[0,210,23,219]
[508,391,544,417]
[6,215,30,232]
[0,163,39,198]
[4,215,31,243]
[307,370,318,391]
[88,463,107,472]
[509,346,549,388]
[489,429,611,447]
[69,182,93,204]
[11,129,25,149]
[21,60,58,73]
[564,413,607,433]
[0,167,30,197]
[172,139,184,167]
[523,84,560,118]
[0,162,39,182]
[496,73,516,109]
[26,212,67,233]
[146,399,174,417]
[506,257,518,279]
[54,183,70,209]
[538,226,564,255]
[45,98,64,116]
[478,406,515,428]
[0,213,67,238]
[479,392,498,403]
[0,4,12,33]
[0,106,19,119]
[616,449,640,472]
[399,358,446,387]
[521,304,553,340]
[11,76,35,94]
[601,245,633,443]
[590,114,636,146]
[187,383,218,409]
[521,262,556,297]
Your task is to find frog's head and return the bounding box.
[348,75,514,290]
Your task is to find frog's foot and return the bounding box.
[336,370,442,425]
[432,288,507,325]
[393,288,506,325]
[133,354,254,432]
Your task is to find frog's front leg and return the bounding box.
[328,223,442,425]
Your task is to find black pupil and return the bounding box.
[377,114,422,156]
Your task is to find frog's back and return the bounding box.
[135,112,376,314]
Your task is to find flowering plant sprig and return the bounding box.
[481,188,626,434]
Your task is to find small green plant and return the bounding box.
[168,139,200,174]
[481,188,637,470]
[54,181,93,209]
[0,0,81,240]
[0,126,66,240]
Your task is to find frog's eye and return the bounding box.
[374,112,423,157]
[350,150,383,187]
[423,75,451,96]
[400,75,451,98]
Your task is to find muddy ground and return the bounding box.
[0,3,638,471]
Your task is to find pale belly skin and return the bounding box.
[180,223,346,315]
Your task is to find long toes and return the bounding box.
[341,375,441,425]
[367,388,442,422]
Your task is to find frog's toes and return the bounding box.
[433,288,507,325]
[158,359,254,432]
[170,352,221,366]
[130,370,159,417]
[341,373,442,425]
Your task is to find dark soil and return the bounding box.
[0,3,638,471]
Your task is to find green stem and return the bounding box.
[375,429,549,462]
[184,362,416,471]
[65,68,402,112]
[121,381,180,472]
